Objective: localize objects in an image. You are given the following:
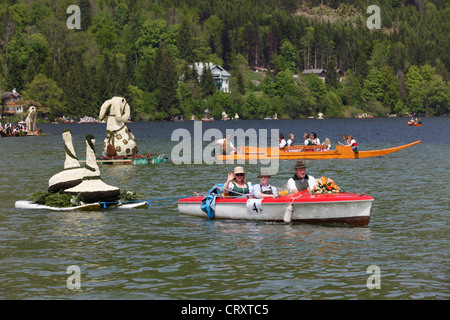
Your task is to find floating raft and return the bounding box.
[15,200,149,211]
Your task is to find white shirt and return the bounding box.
[287,175,317,192]
[252,183,278,198]
[279,139,286,148]
[216,138,234,148]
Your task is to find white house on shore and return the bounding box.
[193,62,231,93]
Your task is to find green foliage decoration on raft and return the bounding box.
[29,190,142,207]
[30,191,83,207]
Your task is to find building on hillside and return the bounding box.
[1,88,24,116]
[193,62,231,93]
[301,69,345,82]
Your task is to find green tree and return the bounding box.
[6,52,23,91]
[24,73,65,117]
[200,65,216,98]
[325,60,339,89]
[274,70,296,98]
[273,39,297,73]
[157,47,179,119]
[362,68,383,103]
[380,66,401,113]
[178,18,194,63]
[320,91,344,118]
[80,0,92,31]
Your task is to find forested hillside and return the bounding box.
[0,0,449,120]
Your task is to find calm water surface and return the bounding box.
[0,117,448,300]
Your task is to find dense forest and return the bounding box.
[0,0,449,120]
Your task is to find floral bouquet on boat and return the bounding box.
[312,176,341,194]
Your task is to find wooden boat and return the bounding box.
[178,191,374,227]
[15,200,149,211]
[217,140,421,161]
[408,120,422,127]
[79,154,168,165]
[0,130,42,137]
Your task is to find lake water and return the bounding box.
[0,117,448,300]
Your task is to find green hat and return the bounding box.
[294,160,306,169]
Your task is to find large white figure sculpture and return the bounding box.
[48,130,84,192]
[99,97,137,157]
[26,106,37,132]
[65,134,120,203]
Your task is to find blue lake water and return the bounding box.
[0,117,448,300]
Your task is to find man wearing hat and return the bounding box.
[252,168,278,199]
[287,161,317,193]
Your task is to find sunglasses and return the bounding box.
[235,173,244,176]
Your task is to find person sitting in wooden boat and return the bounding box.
[287,161,317,193]
[310,132,321,146]
[252,168,278,199]
[216,134,237,155]
[339,134,358,152]
[321,138,331,151]
[286,133,295,147]
[224,166,253,198]
[279,134,287,148]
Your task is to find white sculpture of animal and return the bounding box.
[26,106,37,132]
[98,97,137,157]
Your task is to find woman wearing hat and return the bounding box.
[252,168,278,199]
[224,166,253,197]
[287,160,317,193]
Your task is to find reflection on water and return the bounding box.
[0,117,449,299]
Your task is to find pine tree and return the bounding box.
[325,60,339,89]
[200,65,216,98]
[157,51,179,118]
[80,0,92,31]
[6,52,24,91]
[178,18,194,63]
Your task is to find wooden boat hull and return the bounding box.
[0,131,42,137]
[217,140,421,161]
[178,192,374,227]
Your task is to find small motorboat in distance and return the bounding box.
[178,189,374,227]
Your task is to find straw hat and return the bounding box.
[258,168,273,178]
[294,160,307,169]
[233,166,247,175]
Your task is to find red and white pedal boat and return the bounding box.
[178,191,374,227]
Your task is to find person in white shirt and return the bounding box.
[252,168,278,199]
[216,134,237,154]
[287,160,317,193]
[286,133,295,146]
[279,134,286,148]
[310,132,320,146]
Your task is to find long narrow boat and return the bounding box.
[217,140,421,161]
[178,191,374,227]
